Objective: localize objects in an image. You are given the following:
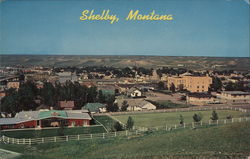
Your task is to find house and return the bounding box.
[56,72,78,83]
[115,99,156,111]
[58,101,75,110]
[127,88,142,97]
[82,103,107,113]
[7,81,20,90]
[0,110,92,130]
[187,93,217,106]
[216,91,250,104]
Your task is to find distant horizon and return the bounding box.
[0,54,249,58]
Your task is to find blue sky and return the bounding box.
[0,0,249,57]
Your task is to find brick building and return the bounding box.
[167,75,212,92]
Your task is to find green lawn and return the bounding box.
[113,110,246,127]
[1,121,249,159]
[0,126,106,138]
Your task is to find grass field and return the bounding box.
[0,126,106,138]
[0,121,249,159]
[93,115,118,131]
[112,110,246,127]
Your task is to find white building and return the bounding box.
[115,99,156,111]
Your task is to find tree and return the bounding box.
[179,115,184,125]
[40,82,56,106]
[98,90,105,103]
[193,113,202,122]
[158,81,165,90]
[0,89,19,117]
[126,116,134,130]
[226,114,232,119]
[17,81,38,111]
[115,89,119,95]
[209,77,222,92]
[113,121,123,131]
[170,83,175,93]
[210,110,219,121]
[178,84,184,91]
[224,81,234,91]
[106,103,119,112]
[121,100,129,111]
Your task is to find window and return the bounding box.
[197,86,199,88]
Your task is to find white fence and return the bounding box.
[94,106,248,116]
[0,130,140,145]
[1,117,249,145]
[135,117,250,132]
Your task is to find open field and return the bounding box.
[0,121,249,159]
[1,55,249,70]
[0,126,106,138]
[113,110,246,127]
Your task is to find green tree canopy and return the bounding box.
[210,110,219,121]
[126,116,134,130]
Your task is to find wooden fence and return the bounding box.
[1,117,249,145]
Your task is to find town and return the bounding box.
[0,64,249,130]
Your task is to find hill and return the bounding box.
[1,121,250,159]
[0,55,249,70]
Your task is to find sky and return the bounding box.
[0,0,249,57]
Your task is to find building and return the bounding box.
[82,103,107,113]
[7,81,20,89]
[115,99,156,111]
[0,110,92,130]
[129,89,142,98]
[167,75,212,92]
[216,91,250,104]
[57,72,78,83]
[58,101,75,110]
[187,93,217,106]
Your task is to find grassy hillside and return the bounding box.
[113,110,245,127]
[1,122,250,159]
[1,55,249,70]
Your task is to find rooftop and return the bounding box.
[222,91,250,95]
[83,103,106,112]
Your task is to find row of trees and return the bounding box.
[0,80,116,116]
[52,66,153,78]
[179,111,220,125]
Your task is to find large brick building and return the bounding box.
[167,75,212,92]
